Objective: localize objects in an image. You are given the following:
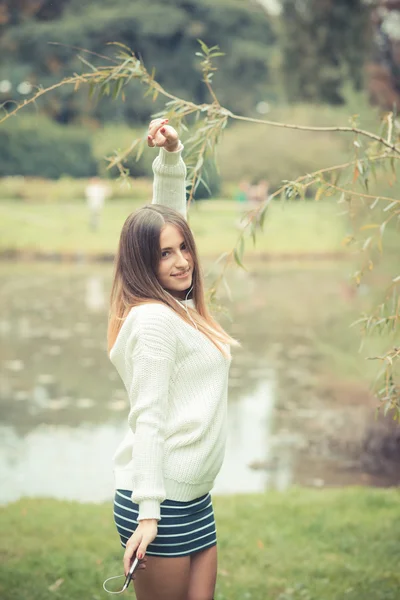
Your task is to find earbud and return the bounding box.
[181,285,198,330]
[167,286,198,330]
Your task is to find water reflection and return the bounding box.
[85,275,106,313]
[0,377,280,504]
[0,262,397,505]
[0,424,121,504]
[214,378,278,494]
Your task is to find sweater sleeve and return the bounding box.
[151,144,187,220]
[125,305,177,521]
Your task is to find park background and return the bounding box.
[0,1,399,599]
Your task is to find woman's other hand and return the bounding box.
[147,118,180,152]
[123,518,158,576]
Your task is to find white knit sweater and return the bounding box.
[109,145,232,521]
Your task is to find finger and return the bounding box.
[148,122,168,144]
[137,537,152,560]
[149,118,165,128]
[148,118,168,138]
[147,134,155,148]
[160,125,177,139]
[123,541,140,576]
[123,551,135,577]
[154,125,178,147]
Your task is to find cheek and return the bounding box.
[157,259,171,280]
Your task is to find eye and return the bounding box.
[181,243,187,250]
[161,250,170,258]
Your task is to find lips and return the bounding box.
[171,269,190,278]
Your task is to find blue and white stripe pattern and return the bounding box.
[114,490,217,557]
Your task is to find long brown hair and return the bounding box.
[107,205,239,356]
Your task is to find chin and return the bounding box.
[168,276,193,296]
[174,278,192,290]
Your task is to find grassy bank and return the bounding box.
[0,199,347,258]
[1,489,399,600]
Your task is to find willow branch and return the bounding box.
[2,52,399,156]
[222,110,400,155]
[323,182,400,205]
[0,72,105,125]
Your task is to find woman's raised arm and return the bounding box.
[148,118,187,220]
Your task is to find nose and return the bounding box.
[175,250,189,269]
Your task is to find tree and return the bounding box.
[280,0,372,104]
[0,0,276,124]
[368,0,400,108]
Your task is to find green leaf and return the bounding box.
[222,276,233,302]
[136,139,145,162]
[197,39,209,54]
[370,197,380,210]
[259,205,268,229]
[250,221,257,247]
[195,155,204,171]
[362,237,372,251]
[109,42,133,53]
[88,82,96,100]
[77,54,97,72]
[112,78,124,100]
[233,247,247,270]
[360,223,379,231]
[315,186,325,201]
[383,200,398,212]
[238,236,245,262]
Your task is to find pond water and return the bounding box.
[0,261,397,506]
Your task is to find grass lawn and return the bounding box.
[1,488,399,600]
[0,199,347,258]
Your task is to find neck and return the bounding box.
[168,285,193,302]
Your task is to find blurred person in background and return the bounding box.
[107,117,239,600]
[248,179,269,209]
[85,177,111,231]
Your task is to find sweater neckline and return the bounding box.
[109,299,195,359]
[180,298,195,308]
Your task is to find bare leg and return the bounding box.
[187,545,217,600]
[133,555,191,600]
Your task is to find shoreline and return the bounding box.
[0,248,349,263]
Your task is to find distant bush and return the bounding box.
[0,116,97,178]
[216,104,357,191]
[0,175,153,203]
[92,125,154,179]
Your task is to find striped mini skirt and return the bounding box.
[113,489,217,557]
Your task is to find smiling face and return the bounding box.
[156,223,194,299]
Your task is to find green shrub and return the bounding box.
[216,116,346,192]
[0,116,97,179]
[92,125,154,179]
[214,102,384,191]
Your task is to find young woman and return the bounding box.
[107,117,238,600]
